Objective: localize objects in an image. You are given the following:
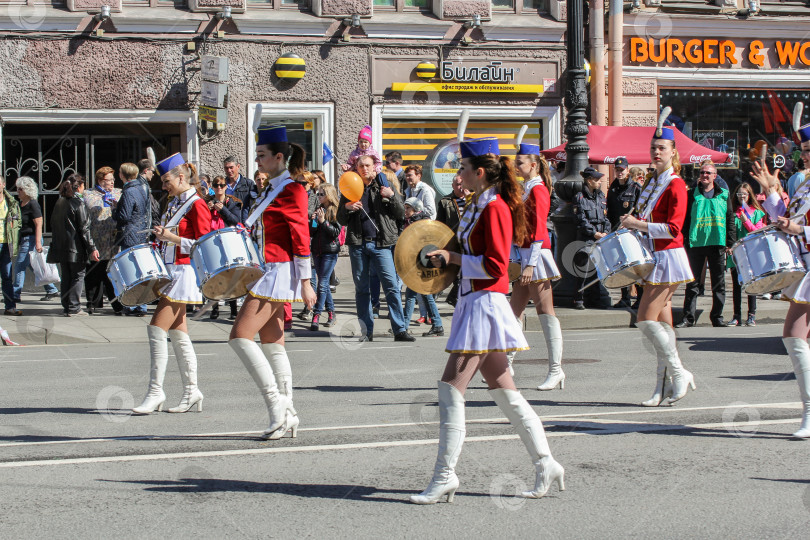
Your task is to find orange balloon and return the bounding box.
[339,171,364,202]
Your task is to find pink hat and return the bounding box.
[359,125,372,142]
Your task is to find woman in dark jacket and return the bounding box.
[309,182,341,330]
[205,175,242,320]
[47,174,100,316]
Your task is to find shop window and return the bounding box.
[381,119,542,196]
[247,0,311,8]
[247,103,334,184]
[492,0,546,13]
[374,0,430,10]
[660,88,810,187]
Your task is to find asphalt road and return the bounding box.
[1,323,808,538]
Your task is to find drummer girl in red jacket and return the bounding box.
[410,137,565,505]
[620,126,696,407]
[509,143,564,391]
[133,153,212,415]
[229,124,316,440]
[750,119,810,439]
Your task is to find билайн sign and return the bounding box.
[392,60,543,94]
[630,38,810,68]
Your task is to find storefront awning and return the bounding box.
[541,126,731,166]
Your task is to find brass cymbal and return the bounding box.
[394,220,460,295]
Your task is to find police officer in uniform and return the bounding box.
[573,167,611,310]
[607,157,642,308]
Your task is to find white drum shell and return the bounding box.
[190,228,265,301]
[107,244,172,306]
[589,229,655,289]
[731,228,806,295]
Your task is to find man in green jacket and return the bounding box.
[0,175,22,315]
[676,162,736,328]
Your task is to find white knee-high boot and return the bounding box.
[489,388,565,498]
[783,337,810,438]
[639,322,675,407]
[537,314,565,391]
[637,320,695,405]
[262,342,299,435]
[132,325,168,414]
[410,381,465,504]
[230,338,293,439]
[167,329,203,413]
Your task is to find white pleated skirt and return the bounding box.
[643,247,694,286]
[445,289,529,355]
[518,247,561,283]
[249,261,302,303]
[783,253,810,304]
[159,264,203,304]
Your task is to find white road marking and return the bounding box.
[0,402,800,449]
[0,418,796,469]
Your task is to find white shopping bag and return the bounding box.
[30,247,60,286]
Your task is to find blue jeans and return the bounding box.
[404,289,442,328]
[14,235,58,300]
[0,244,14,310]
[348,242,407,336]
[313,253,338,315]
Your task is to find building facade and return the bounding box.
[621,0,810,186]
[0,0,568,229]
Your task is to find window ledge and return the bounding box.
[362,12,452,39]
[237,10,334,36]
[482,14,565,43]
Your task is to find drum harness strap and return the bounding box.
[160,191,200,264]
[244,173,294,230]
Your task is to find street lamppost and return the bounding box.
[551,0,608,306]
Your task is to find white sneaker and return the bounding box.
[761,293,772,300]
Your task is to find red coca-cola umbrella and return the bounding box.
[541,126,731,165]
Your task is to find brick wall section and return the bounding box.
[316,0,373,16]
[437,0,490,19]
[622,77,657,127]
[67,0,121,12]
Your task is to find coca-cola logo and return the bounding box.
[603,156,617,164]
[555,151,566,160]
[689,154,712,163]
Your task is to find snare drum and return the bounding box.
[589,229,655,289]
[731,227,806,295]
[190,228,265,301]
[107,244,172,306]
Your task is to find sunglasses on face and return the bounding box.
[317,191,326,196]
[213,183,227,188]
[700,171,715,176]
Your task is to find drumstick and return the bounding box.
[136,225,179,234]
[191,299,217,321]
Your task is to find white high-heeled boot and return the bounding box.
[639,322,675,407]
[230,338,290,438]
[167,329,203,413]
[132,325,168,414]
[410,381,465,504]
[489,388,565,498]
[537,314,565,391]
[262,342,299,438]
[783,337,810,438]
[638,321,695,405]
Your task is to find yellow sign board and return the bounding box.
[391,82,544,94]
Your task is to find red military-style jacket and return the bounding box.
[254,179,311,265]
[521,179,551,250]
[162,189,211,265]
[459,187,513,294]
[646,175,687,251]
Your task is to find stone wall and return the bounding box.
[621,76,658,127]
[0,38,564,175]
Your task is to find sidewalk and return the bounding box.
[0,256,789,346]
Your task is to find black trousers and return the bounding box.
[85,259,122,312]
[59,262,86,314]
[682,245,726,323]
[730,267,757,319]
